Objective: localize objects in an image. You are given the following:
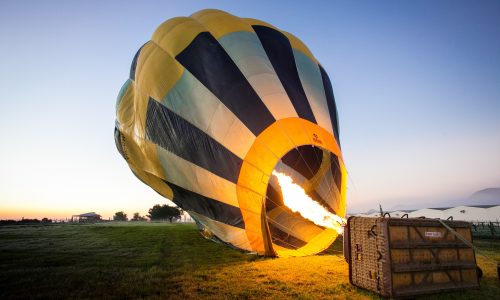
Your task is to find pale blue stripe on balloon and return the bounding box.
[218,31,298,120]
[293,49,334,135]
[161,69,255,159]
[116,79,132,110]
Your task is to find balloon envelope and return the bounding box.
[115,9,346,257]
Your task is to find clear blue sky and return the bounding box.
[1,0,499,218]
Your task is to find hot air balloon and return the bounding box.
[115,9,346,257]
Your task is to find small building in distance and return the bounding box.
[71,212,102,223]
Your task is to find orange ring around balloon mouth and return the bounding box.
[236,117,346,257]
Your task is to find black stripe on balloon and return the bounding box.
[308,189,337,215]
[281,146,323,180]
[318,65,340,145]
[175,32,275,136]
[146,98,242,183]
[129,43,146,80]
[252,25,317,123]
[265,184,284,211]
[114,127,127,160]
[330,154,342,194]
[268,223,307,249]
[166,180,245,229]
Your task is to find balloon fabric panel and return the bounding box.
[115,9,346,257]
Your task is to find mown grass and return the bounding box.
[0,223,498,299]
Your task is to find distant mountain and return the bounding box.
[349,188,500,214]
[388,202,443,211]
[469,188,500,205]
[378,188,500,213]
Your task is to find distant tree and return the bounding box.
[0,220,17,225]
[148,204,182,222]
[41,218,52,224]
[488,222,496,236]
[19,218,40,224]
[113,211,128,221]
[131,212,147,221]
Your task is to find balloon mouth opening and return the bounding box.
[264,145,344,256]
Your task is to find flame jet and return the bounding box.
[272,171,346,234]
[115,9,347,257]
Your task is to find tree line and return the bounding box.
[0,205,183,225]
[113,204,183,222]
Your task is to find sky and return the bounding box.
[0,0,499,219]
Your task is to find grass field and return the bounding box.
[1,222,499,299]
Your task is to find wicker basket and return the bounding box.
[345,216,479,298]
